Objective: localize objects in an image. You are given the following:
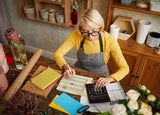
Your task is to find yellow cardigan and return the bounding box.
[54,30,129,81]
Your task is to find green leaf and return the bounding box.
[118,99,128,106]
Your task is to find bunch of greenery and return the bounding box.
[72,0,81,10]
[116,84,160,115]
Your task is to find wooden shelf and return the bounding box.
[36,0,64,5]
[112,0,160,16]
[17,0,93,28]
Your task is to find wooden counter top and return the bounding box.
[118,38,160,59]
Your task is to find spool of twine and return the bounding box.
[4,28,20,42]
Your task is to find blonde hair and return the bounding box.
[77,9,104,32]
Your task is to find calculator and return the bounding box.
[85,83,111,103]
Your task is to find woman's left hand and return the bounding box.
[94,76,115,88]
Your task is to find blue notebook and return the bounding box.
[54,93,83,115]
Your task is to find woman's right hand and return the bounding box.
[62,64,75,78]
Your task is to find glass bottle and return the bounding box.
[71,9,77,25]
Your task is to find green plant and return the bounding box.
[72,0,82,10]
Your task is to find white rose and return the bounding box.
[110,104,127,115]
[138,84,142,88]
[138,102,152,115]
[155,112,160,115]
[146,89,151,95]
[140,85,147,90]
[126,89,140,101]
[147,94,156,102]
[127,100,139,111]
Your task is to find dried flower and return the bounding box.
[1,91,40,115]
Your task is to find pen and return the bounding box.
[66,64,73,75]
[92,104,103,115]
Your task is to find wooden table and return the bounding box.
[3,45,115,115]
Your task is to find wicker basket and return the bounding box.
[113,16,135,40]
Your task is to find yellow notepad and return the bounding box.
[49,95,69,114]
[31,67,61,90]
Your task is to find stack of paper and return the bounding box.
[31,67,61,90]
[49,95,69,114]
[49,93,84,115]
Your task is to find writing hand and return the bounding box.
[63,64,75,78]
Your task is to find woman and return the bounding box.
[54,9,129,88]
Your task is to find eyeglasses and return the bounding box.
[81,31,99,37]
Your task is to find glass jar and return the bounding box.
[10,39,28,70]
